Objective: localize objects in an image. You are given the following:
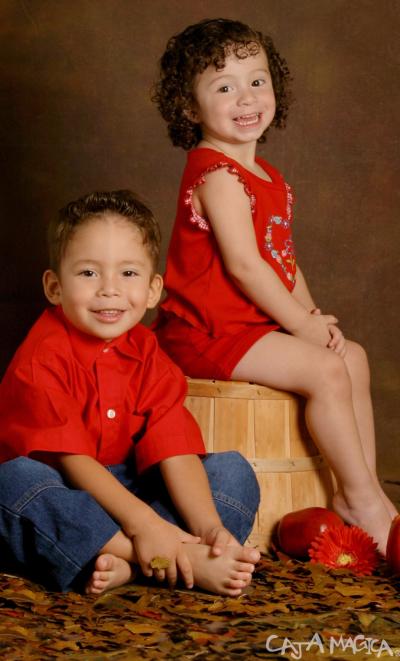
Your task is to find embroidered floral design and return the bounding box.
[285,182,294,221]
[184,162,256,232]
[264,216,295,283]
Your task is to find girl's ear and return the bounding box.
[183,106,200,123]
[146,273,163,310]
[42,270,62,305]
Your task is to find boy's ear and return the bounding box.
[42,270,62,305]
[147,273,163,310]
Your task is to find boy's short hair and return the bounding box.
[48,190,161,273]
[153,18,293,150]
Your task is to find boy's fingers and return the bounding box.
[154,568,166,582]
[166,562,178,588]
[179,531,201,544]
[211,529,230,555]
[177,553,194,589]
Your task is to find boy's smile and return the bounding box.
[43,213,163,341]
[192,48,276,150]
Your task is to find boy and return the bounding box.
[0,190,260,596]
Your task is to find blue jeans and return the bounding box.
[0,452,259,591]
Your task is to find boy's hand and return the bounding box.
[201,525,241,556]
[132,516,200,589]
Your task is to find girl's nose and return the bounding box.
[237,87,256,105]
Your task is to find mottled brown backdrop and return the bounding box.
[0,0,398,478]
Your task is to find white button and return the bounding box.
[103,347,110,353]
[107,409,116,419]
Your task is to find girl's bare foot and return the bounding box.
[333,490,392,555]
[85,553,136,595]
[185,543,258,597]
[379,484,398,520]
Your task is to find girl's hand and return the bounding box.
[311,308,346,356]
[293,311,337,347]
[201,525,241,556]
[328,324,347,357]
[132,517,200,588]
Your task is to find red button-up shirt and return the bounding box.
[0,306,205,473]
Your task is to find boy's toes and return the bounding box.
[95,553,114,572]
[231,570,252,583]
[240,548,260,563]
[225,578,247,590]
[235,562,255,574]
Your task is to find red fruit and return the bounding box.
[277,507,344,559]
[386,514,400,574]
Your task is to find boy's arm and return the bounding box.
[159,454,243,555]
[42,453,199,587]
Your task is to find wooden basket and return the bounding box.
[185,378,334,552]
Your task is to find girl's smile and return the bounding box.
[192,49,276,152]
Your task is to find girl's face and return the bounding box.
[192,48,275,149]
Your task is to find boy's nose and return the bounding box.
[97,276,120,296]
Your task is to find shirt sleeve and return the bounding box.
[0,364,96,462]
[133,349,206,474]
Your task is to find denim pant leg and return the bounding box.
[0,457,120,591]
[148,451,260,544]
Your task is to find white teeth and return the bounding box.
[234,113,260,126]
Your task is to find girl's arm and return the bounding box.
[292,265,317,311]
[195,169,335,347]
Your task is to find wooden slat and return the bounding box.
[187,378,294,400]
[184,378,334,553]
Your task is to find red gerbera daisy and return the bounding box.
[308,525,379,576]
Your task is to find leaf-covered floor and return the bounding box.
[1,553,399,661]
[1,482,399,660]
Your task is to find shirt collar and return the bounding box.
[52,306,143,370]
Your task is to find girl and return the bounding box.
[152,18,397,554]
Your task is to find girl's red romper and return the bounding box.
[154,147,297,380]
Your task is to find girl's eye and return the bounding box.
[79,270,96,277]
[218,85,232,93]
[252,78,265,87]
[122,270,138,277]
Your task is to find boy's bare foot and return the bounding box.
[185,544,258,597]
[333,490,392,555]
[85,553,135,595]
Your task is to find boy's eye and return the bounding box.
[252,78,265,87]
[79,270,96,277]
[122,270,138,277]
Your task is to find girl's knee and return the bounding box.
[314,350,351,396]
[345,340,369,369]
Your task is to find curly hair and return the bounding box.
[152,18,293,150]
[48,190,161,273]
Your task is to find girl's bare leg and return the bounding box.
[232,331,394,553]
[343,341,397,519]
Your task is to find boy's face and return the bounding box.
[43,213,162,341]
